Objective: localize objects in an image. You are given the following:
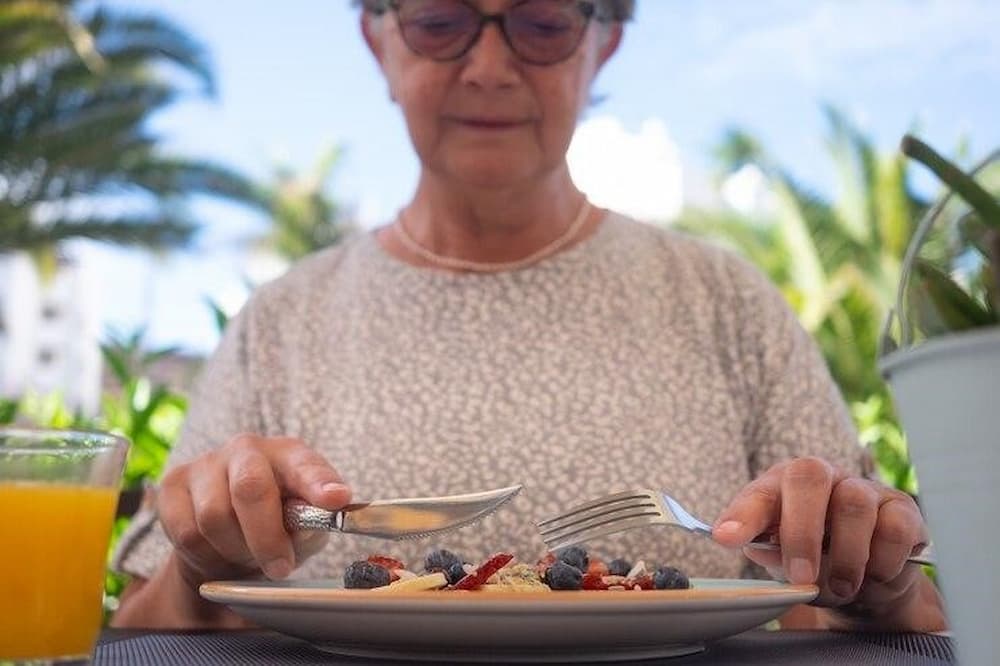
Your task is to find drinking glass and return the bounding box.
[0,428,129,665]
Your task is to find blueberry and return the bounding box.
[444,560,468,586]
[653,566,690,590]
[424,549,462,573]
[344,560,391,589]
[545,560,584,590]
[607,558,632,577]
[555,546,589,572]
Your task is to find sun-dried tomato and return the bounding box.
[586,558,609,576]
[367,554,406,571]
[452,552,515,591]
[368,555,406,582]
[581,572,609,590]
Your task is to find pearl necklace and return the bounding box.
[392,198,592,273]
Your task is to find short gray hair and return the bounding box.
[357,1,636,22]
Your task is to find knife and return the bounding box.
[282,484,522,540]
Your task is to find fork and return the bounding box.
[535,488,934,567]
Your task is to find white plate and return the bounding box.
[200,578,817,662]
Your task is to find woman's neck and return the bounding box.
[378,165,603,271]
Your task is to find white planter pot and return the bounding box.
[880,327,1000,665]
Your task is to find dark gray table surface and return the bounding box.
[95,629,957,665]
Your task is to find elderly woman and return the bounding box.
[112,0,945,632]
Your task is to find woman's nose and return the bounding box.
[459,22,521,89]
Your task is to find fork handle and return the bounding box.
[743,539,934,567]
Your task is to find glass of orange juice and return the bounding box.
[0,428,129,665]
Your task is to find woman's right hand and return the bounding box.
[156,434,352,588]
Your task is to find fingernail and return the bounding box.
[766,567,788,583]
[789,557,815,584]
[265,558,292,580]
[320,482,347,494]
[830,577,855,599]
[715,520,743,536]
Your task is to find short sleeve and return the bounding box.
[732,261,872,480]
[110,303,259,579]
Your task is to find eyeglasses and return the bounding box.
[379,0,599,66]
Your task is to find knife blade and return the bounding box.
[283,484,522,540]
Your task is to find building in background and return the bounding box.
[0,252,102,415]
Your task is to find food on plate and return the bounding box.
[370,572,448,593]
[342,547,691,593]
[545,560,583,590]
[480,563,550,592]
[343,560,392,589]
[607,557,632,577]
[653,566,690,591]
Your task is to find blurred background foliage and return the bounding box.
[0,0,266,276]
[677,105,940,494]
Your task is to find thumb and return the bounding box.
[292,530,330,563]
[712,475,782,548]
[264,437,353,509]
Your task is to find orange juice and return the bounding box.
[0,482,118,660]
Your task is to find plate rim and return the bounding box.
[200,577,819,612]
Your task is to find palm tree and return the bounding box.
[680,106,930,402]
[254,145,356,263]
[677,106,933,489]
[203,146,356,333]
[0,0,265,269]
[0,1,83,68]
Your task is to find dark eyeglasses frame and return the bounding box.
[375,0,601,66]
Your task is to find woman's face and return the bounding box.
[363,0,622,189]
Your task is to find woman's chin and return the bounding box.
[439,158,541,190]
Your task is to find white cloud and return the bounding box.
[721,164,775,217]
[568,116,684,223]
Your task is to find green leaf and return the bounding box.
[205,296,229,332]
[100,344,131,385]
[901,135,1000,229]
[773,180,828,329]
[824,105,877,245]
[910,259,997,335]
[875,154,913,259]
[0,399,19,424]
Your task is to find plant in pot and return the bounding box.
[879,134,1000,665]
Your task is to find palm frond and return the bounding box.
[0,213,197,251]
[823,104,879,246]
[84,8,215,94]
[0,1,257,256]
[0,1,73,66]
[713,128,767,176]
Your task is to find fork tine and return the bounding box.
[541,515,664,551]
[537,504,661,544]
[535,489,655,528]
[536,499,659,537]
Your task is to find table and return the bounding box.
[96,629,957,665]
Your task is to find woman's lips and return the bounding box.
[452,117,528,131]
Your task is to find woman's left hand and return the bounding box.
[712,456,932,616]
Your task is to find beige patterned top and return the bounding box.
[113,212,866,581]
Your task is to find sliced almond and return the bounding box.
[370,571,448,593]
[625,560,646,579]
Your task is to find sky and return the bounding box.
[82,0,1000,354]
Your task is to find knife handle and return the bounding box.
[283,499,343,531]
